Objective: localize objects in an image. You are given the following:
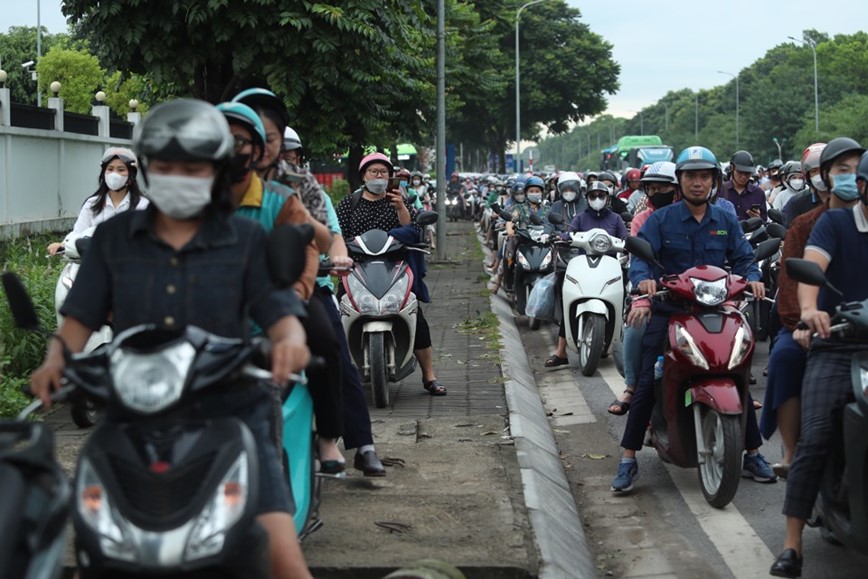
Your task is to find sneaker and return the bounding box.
[611,458,639,492]
[742,452,777,483]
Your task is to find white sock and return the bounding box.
[358,444,375,454]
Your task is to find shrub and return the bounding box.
[326,179,350,207]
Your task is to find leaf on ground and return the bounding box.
[481,430,498,435]
[581,453,609,460]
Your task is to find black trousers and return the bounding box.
[316,285,374,449]
[304,290,344,439]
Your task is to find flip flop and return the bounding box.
[423,379,447,396]
[544,355,569,368]
[608,389,635,416]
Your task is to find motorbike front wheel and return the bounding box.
[70,397,100,428]
[578,314,605,376]
[697,408,741,508]
[369,332,389,409]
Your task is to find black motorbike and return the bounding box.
[787,258,868,551]
[500,211,555,329]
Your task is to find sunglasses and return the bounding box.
[587,193,608,200]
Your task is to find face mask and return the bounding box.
[400,180,408,189]
[810,174,828,192]
[228,152,253,184]
[589,198,606,211]
[412,179,422,186]
[365,179,388,195]
[561,191,577,203]
[831,173,859,201]
[513,194,526,203]
[146,173,214,219]
[104,172,128,191]
[788,178,805,191]
[649,191,676,209]
[527,194,542,204]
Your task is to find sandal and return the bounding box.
[608,389,635,416]
[544,355,569,368]
[489,279,501,295]
[423,379,447,396]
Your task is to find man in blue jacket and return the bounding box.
[611,146,774,492]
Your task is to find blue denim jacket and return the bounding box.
[61,206,305,338]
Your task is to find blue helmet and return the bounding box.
[525,175,545,191]
[512,174,528,195]
[675,146,720,174]
[216,102,267,149]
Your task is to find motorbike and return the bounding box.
[551,213,627,376]
[446,193,465,222]
[53,227,112,428]
[1,224,323,577]
[625,235,781,508]
[340,211,439,408]
[0,395,71,579]
[785,258,868,551]
[500,211,555,330]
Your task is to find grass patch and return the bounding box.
[476,273,491,283]
[1,232,62,417]
[457,311,501,352]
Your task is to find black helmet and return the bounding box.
[767,158,784,175]
[586,182,610,196]
[133,99,234,167]
[819,137,866,189]
[782,161,802,179]
[857,151,868,183]
[730,150,754,173]
[597,171,617,185]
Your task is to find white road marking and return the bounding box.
[597,360,775,578]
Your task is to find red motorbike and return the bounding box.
[626,236,780,508]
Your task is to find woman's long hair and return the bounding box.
[88,157,144,216]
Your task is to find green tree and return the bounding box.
[35,46,103,113]
[0,26,66,105]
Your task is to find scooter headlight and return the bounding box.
[860,363,868,400]
[346,275,378,313]
[589,233,612,254]
[78,458,136,562]
[673,323,709,370]
[727,324,753,370]
[380,275,410,313]
[184,452,250,562]
[690,277,728,307]
[539,250,553,270]
[517,251,531,270]
[110,341,195,414]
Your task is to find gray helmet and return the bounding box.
[858,151,868,183]
[730,150,754,173]
[133,99,234,165]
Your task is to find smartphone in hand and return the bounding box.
[388,177,402,192]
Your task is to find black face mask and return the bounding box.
[229,152,253,184]
[649,191,676,209]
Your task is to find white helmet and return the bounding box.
[283,126,302,151]
[640,161,678,185]
[557,171,585,194]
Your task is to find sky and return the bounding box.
[2,1,867,123]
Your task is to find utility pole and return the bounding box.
[435,0,446,259]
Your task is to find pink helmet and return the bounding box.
[358,152,393,178]
[801,142,826,177]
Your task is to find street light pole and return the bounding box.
[789,35,819,134]
[773,137,782,159]
[37,0,42,106]
[515,0,547,174]
[694,91,699,140]
[717,70,739,148]
[435,0,446,258]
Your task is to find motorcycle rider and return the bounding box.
[336,153,447,397]
[783,143,827,225]
[598,171,630,215]
[764,158,785,193]
[30,99,313,579]
[618,168,642,203]
[772,162,806,212]
[611,146,773,493]
[609,162,680,415]
[771,145,868,579]
[721,150,767,221]
[548,172,587,223]
[447,171,467,218]
[545,181,627,368]
[761,139,861,479]
[46,148,148,255]
[490,176,546,294]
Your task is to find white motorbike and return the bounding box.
[559,228,626,376]
[54,226,112,427]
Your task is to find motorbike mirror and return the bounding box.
[625,236,660,268]
[766,222,787,240]
[498,210,513,222]
[620,211,633,223]
[529,213,542,226]
[749,227,769,245]
[784,258,830,288]
[75,236,92,258]
[767,208,786,225]
[490,202,501,213]
[547,212,564,225]
[752,238,781,263]
[740,217,763,233]
[1,273,42,331]
[407,194,418,205]
[266,224,314,289]
[416,210,439,226]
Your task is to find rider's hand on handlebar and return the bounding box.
[627,304,651,327]
[793,328,812,350]
[30,357,65,408]
[270,340,311,385]
[748,281,766,301]
[800,307,831,340]
[329,255,354,276]
[638,280,656,297]
[47,242,64,256]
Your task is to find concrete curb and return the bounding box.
[490,294,597,578]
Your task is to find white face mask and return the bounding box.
[146,173,214,219]
[561,191,577,203]
[589,198,606,211]
[365,179,388,195]
[810,174,827,192]
[104,172,128,191]
[788,178,805,191]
